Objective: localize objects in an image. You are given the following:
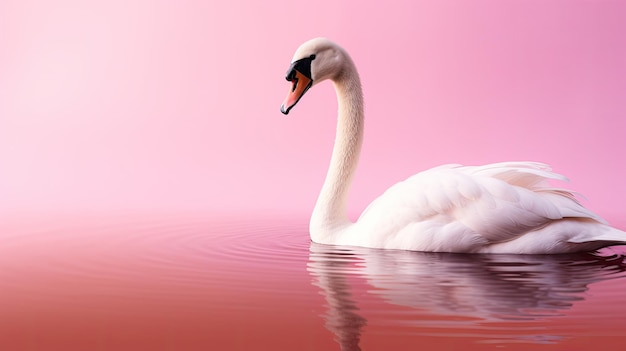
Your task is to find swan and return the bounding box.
[280,37,626,254]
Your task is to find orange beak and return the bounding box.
[280,70,313,115]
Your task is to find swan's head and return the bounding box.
[280,38,345,115]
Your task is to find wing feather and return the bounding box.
[358,162,604,248]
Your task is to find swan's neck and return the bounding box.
[310,61,364,242]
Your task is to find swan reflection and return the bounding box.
[308,243,626,349]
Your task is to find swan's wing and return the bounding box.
[358,162,606,247]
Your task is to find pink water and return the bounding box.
[1,213,625,350]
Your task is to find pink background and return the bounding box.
[1,0,625,220]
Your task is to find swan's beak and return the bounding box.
[280,70,312,115]
[280,54,316,115]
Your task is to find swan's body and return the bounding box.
[280,38,626,254]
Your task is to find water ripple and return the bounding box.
[2,214,626,350]
[308,241,626,347]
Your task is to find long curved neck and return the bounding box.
[310,58,364,241]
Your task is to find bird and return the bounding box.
[280,37,626,254]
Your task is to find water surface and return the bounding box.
[1,214,625,350]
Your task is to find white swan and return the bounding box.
[280,37,626,254]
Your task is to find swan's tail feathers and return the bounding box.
[466,162,569,190]
[466,162,605,219]
[567,223,626,248]
[535,188,585,205]
[536,190,608,224]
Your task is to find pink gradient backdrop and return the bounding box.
[1,0,625,219]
